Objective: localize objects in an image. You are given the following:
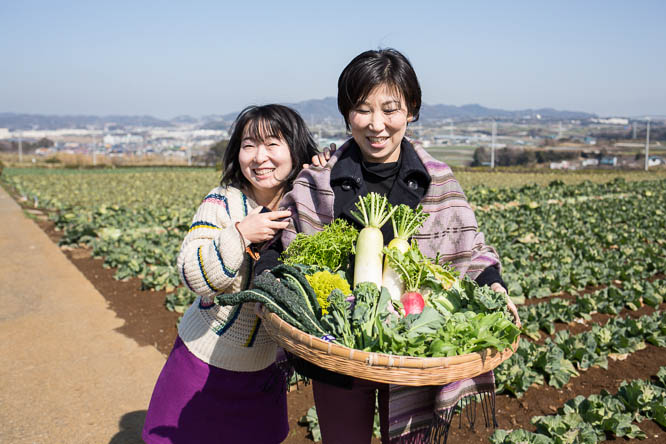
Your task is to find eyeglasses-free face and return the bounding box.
[348,83,412,164]
[238,122,294,200]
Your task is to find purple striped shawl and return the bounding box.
[278,139,501,279]
[277,139,502,443]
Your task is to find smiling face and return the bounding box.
[349,83,412,163]
[238,121,293,201]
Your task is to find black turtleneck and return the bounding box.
[360,154,401,196]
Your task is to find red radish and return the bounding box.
[401,291,425,315]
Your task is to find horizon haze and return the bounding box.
[2,1,665,119]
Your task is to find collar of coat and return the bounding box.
[280,136,498,280]
[329,137,432,215]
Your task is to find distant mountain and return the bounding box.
[202,98,344,127]
[289,98,595,122]
[170,115,199,124]
[420,104,594,121]
[288,97,344,124]
[204,98,595,128]
[0,113,172,130]
[0,101,596,131]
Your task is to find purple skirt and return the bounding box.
[142,337,288,444]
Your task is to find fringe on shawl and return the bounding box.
[388,372,497,444]
[429,390,497,444]
[388,390,496,444]
[274,351,497,444]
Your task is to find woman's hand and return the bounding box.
[490,282,522,328]
[235,206,291,245]
[303,143,336,169]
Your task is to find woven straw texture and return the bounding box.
[260,306,519,386]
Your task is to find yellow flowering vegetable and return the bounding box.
[305,271,352,315]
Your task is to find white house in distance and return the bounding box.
[591,117,630,125]
[648,156,664,167]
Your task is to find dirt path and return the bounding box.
[0,186,166,444]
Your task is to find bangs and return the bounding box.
[338,49,421,128]
[356,81,404,108]
[242,118,284,142]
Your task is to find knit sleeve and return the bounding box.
[177,188,246,301]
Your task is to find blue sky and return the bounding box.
[2,0,665,118]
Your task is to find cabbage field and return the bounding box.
[2,166,665,443]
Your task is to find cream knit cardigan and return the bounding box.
[176,186,276,372]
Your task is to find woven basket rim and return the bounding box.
[259,304,519,380]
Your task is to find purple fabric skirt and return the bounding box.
[142,337,288,444]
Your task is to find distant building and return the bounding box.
[591,117,629,125]
[550,160,580,170]
[600,156,618,166]
[648,156,664,167]
[103,133,143,145]
[34,147,55,156]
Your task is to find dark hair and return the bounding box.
[337,48,422,130]
[221,104,318,190]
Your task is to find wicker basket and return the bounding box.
[259,305,519,386]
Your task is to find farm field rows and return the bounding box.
[1,166,665,443]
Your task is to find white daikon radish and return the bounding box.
[350,193,396,289]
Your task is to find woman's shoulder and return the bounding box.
[196,185,248,213]
[408,141,452,174]
[408,142,459,184]
[200,185,244,200]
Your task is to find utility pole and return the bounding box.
[490,120,497,168]
[187,136,192,166]
[18,133,23,163]
[92,134,97,166]
[644,118,651,171]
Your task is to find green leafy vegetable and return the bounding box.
[350,282,391,350]
[281,219,358,272]
[383,240,429,293]
[390,204,428,241]
[320,289,355,348]
[215,287,307,332]
[216,267,329,338]
[272,264,322,321]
